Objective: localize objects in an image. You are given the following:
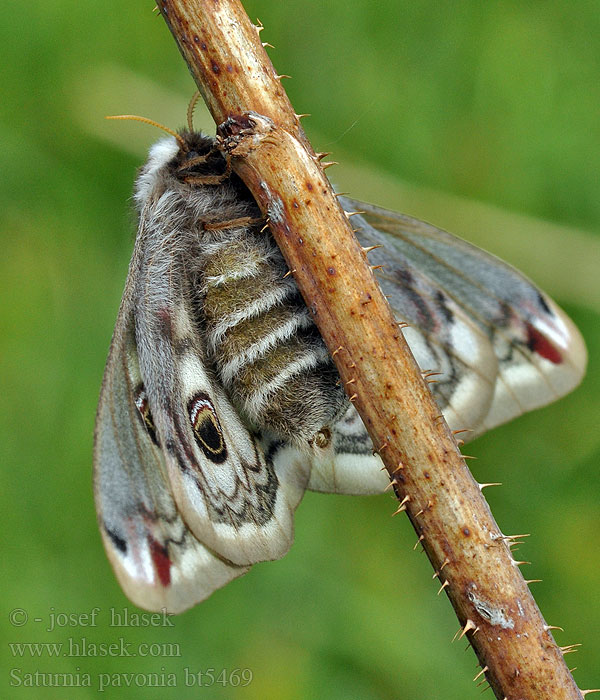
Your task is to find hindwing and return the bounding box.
[303,197,587,495]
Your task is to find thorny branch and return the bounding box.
[158,1,592,697]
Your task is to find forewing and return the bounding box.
[94,295,249,614]
[131,215,310,568]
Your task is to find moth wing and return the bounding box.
[131,221,310,568]
[341,196,586,435]
[94,299,249,614]
[306,198,586,495]
[306,405,387,495]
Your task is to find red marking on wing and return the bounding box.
[526,323,563,364]
[149,537,172,586]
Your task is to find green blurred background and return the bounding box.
[2,0,599,697]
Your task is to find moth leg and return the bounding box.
[183,158,232,186]
[203,216,264,231]
[184,174,230,186]
[177,154,211,171]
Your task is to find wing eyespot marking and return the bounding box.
[134,385,160,447]
[188,392,228,464]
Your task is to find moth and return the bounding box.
[94,117,586,614]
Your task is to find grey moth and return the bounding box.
[94,128,586,613]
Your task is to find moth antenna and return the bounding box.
[105,115,187,151]
[187,91,202,132]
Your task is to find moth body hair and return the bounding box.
[133,132,348,448]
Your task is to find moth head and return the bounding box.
[106,106,227,207]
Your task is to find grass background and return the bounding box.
[1,0,599,697]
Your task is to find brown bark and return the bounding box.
[158,1,588,697]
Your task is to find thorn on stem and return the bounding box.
[413,534,425,551]
[473,666,488,683]
[362,245,383,254]
[392,495,410,516]
[384,479,397,492]
[437,580,450,595]
[560,644,582,655]
[457,619,478,641]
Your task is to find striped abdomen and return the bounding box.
[200,225,346,447]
